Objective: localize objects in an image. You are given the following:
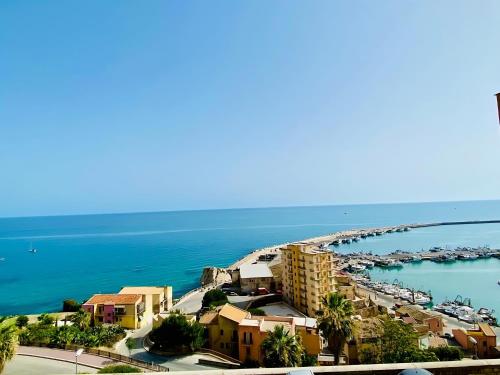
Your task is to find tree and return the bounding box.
[428,346,463,361]
[37,314,55,326]
[62,299,81,312]
[0,326,16,373]
[70,310,91,330]
[381,318,438,363]
[97,364,141,373]
[317,292,354,365]
[149,313,205,352]
[201,289,227,308]
[260,325,304,368]
[15,315,29,329]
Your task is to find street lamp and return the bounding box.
[75,348,84,374]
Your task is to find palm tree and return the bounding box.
[70,309,91,331]
[316,292,354,365]
[0,326,17,373]
[260,325,304,368]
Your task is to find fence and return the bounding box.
[28,343,169,372]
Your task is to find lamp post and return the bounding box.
[75,348,84,374]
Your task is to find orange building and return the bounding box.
[237,316,321,364]
[453,323,498,359]
[200,304,322,364]
[395,305,444,336]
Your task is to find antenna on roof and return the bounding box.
[496,93,500,125]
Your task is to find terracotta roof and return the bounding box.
[402,316,418,325]
[478,323,496,337]
[199,311,218,325]
[84,294,141,305]
[219,304,249,323]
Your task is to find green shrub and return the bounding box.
[248,308,266,316]
[429,345,463,361]
[97,364,141,373]
[18,320,124,349]
[15,315,29,328]
[201,289,227,308]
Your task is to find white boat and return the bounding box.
[359,259,374,268]
[350,264,366,272]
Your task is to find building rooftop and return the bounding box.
[240,263,273,279]
[292,317,317,329]
[199,311,218,325]
[396,305,438,323]
[219,304,250,323]
[84,294,142,305]
[119,286,169,295]
[478,323,496,337]
[240,318,260,327]
[283,242,334,255]
[260,319,293,333]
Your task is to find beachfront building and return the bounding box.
[239,263,274,293]
[82,294,144,329]
[453,323,498,359]
[395,305,444,336]
[199,303,322,363]
[119,286,173,323]
[281,242,338,317]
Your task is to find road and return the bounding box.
[16,346,118,369]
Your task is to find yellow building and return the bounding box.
[199,304,250,359]
[281,242,338,317]
[82,294,144,329]
[119,286,173,324]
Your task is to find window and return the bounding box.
[225,343,230,349]
[220,343,224,349]
[220,329,224,336]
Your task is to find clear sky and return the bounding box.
[1,0,500,217]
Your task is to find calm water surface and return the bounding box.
[0,200,499,315]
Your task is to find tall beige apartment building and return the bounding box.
[281,242,338,317]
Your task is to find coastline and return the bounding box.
[173,219,500,329]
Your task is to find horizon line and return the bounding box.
[1,197,499,220]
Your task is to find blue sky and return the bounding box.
[1,0,500,217]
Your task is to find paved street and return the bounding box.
[4,355,97,375]
[16,346,118,368]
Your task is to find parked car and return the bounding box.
[257,287,269,295]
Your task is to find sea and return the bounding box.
[0,200,499,316]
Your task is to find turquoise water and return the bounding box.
[0,200,500,315]
[369,258,500,319]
